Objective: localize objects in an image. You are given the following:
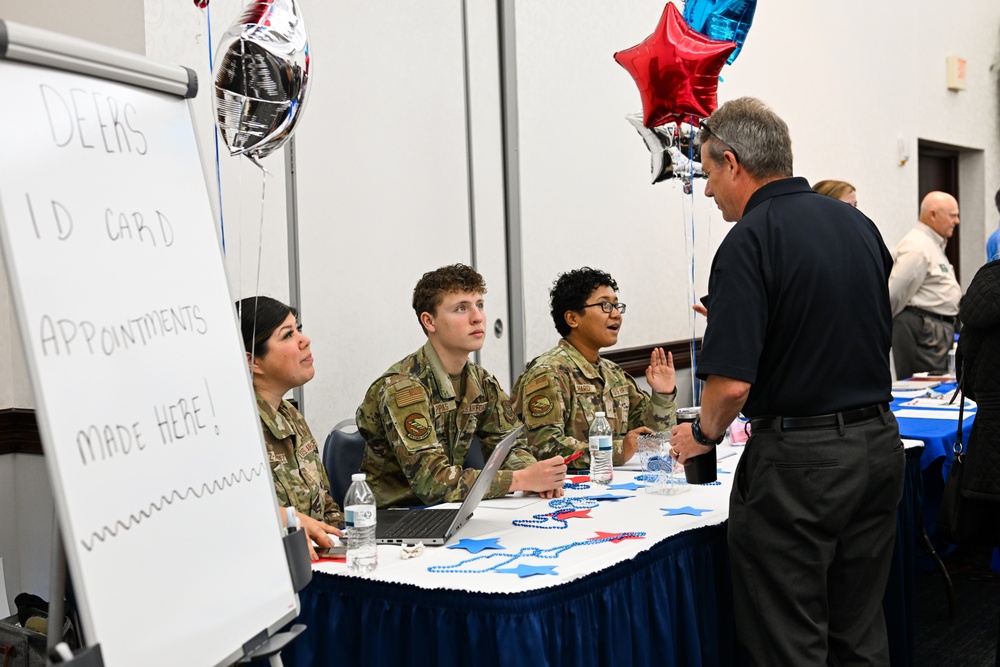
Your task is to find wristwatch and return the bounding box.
[691,417,725,447]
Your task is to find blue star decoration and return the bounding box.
[609,481,644,490]
[495,564,559,578]
[582,493,633,501]
[661,506,712,517]
[447,537,505,554]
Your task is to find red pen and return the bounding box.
[563,451,584,464]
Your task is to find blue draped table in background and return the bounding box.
[890,382,974,479]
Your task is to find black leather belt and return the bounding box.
[750,404,887,432]
[904,306,958,325]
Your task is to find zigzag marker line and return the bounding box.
[80,464,267,551]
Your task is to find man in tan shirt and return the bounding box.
[887,191,962,379]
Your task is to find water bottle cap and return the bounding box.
[595,411,605,417]
[351,473,366,482]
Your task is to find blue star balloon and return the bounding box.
[683,0,757,64]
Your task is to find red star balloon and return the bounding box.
[614,2,737,127]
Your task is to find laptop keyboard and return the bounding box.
[382,509,460,538]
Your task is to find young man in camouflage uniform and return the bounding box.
[356,264,567,508]
[513,267,677,469]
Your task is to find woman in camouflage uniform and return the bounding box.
[237,296,344,560]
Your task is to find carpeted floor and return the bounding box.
[915,546,1000,666]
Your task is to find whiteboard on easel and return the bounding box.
[0,21,297,667]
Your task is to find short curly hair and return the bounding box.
[550,267,618,337]
[412,263,487,335]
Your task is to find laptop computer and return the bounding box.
[375,425,523,545]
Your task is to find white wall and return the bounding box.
[143,0,292,305]
[291,0,515,439]
[722,0,1000,289]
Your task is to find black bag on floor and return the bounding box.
[0,593,78,667]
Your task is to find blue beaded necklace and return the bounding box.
[428,531,646,574]
[512,497,600,530]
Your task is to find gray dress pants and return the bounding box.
[891,308,955,379]
[729,412,904,666]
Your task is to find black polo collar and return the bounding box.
[743,177,814,218]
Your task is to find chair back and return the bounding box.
[322,419,367,508]
[464,436,486,470]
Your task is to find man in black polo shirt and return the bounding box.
[670,97,904,665]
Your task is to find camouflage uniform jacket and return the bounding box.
[257,393,344,527]
[356,340,536,508]
[512,339,677,468]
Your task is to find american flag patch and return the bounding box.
[395,386,425,408]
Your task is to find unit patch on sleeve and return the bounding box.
[528,395,554,418]
[503,400,516,423]
[403,413,431,441]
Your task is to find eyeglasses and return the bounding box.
[581,302,626,314]
[698,118,739,163]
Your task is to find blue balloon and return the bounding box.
[683,0,757,64]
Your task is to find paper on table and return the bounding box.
[901,397,977,410]
[477,496,542,510]
[892,380,940,391]
[893,409,971,420]
[617,453,644,471]
[892,389,931,399]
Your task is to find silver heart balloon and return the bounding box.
[213,0,310,161]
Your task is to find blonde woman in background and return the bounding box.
[813,179,857,207]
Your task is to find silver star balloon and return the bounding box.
[214,0,310,162]
[626,113,703,188]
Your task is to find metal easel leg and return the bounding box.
[47,520,67,654]
[919,519,956,619]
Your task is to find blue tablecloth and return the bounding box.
[284,524,746,667]
[890,382,974,479]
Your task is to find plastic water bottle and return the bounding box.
[589,411,613,485]
[344,473,377,575]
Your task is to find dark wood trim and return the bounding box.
[0,408,42,455]
[604,338,702,378]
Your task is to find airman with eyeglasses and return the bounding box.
[512,267,677,469]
